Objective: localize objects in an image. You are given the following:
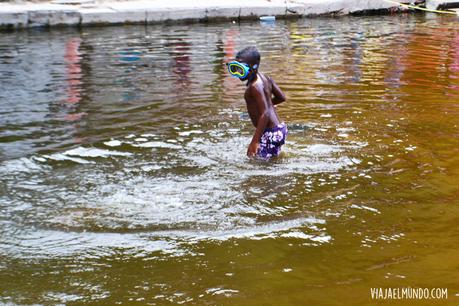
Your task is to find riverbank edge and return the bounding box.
[0,0,411,30]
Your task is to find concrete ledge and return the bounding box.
[287,0,394,16]
[239,5,286,18]
[205,7,240,19]
[0,0,413,30]
[343,0,394,14]
[0,9,27,28]
[79,7,113,24]
[28,9,80,26]
[293,1,349,15]
[286,4,306,15]
[148,8,207,22]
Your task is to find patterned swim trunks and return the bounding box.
[257,122,288,159]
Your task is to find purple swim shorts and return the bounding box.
[257,122,288,159]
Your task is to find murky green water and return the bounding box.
[1,13,459,305]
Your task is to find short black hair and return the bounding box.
[236,46,260,68]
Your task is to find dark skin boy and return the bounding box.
[236,54,286,157]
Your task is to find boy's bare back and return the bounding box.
[244,72,283,129]
[228,46,288,159]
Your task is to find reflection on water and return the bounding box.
[1,14,459,305]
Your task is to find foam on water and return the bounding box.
[0,125,362,259]
[350,204,381,214]
[206,288,239,297]
[0,216,329,259]
[154,217,327,242]
[132,141,182,149]
[64,147,132,158]
[0,157,47,173]
[103,140,122,147]
[35,146,133,164]
[0,223,179,259]
[43,153,95,164]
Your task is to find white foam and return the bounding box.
[153,217,327,242]
[33,156,47,162]
[64,147,132,158]
[63,174,244,230]
[133,141,181,149]
[178,130,204,137]
[206,288,239,296]
[2,228,179,259]
[104,140,122,147]
[1,125,363,261]
[336,127,355,133]
[350,204,381,214]
[309,235,332,243]
[304,144,343,155]
[281,232,316,240]
[141,165,163,172]
[0,157,46,173]
[44,153,94,164]
[45,292,85,303]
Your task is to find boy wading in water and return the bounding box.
[227,46,287,159]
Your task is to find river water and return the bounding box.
[1,14,459,305]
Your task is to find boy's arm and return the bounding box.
[247,85,270,157]
[269,76,286,105]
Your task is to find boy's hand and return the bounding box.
[247,141,259,157]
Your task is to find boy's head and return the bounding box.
[235,46,260,80]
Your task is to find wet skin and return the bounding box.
[236,55,286,157]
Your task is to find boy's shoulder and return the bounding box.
[245,74,270,99]
[245,79,261,97]
[248,73,269,89]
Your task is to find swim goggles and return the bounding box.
[226,61,251,79]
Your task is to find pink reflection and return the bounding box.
[450,32,459,74]
[171,39,191,90]
[447,32,459,94]
[223,29,241,93]
[64,112,87,122]
[63,37,86,145]
[224,29,238,60]
[64,37,82,105]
